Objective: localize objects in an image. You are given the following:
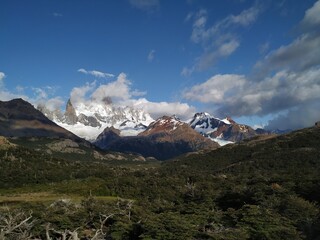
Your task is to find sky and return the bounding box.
[1,0,320,130]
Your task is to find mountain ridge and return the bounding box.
[39,100,277,146]
[0,98,81,141]
[188,112,265,144]
[39,98,154,141]
[94,115,219,160]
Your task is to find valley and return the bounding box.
[2,0,320,239]
[0,106,319,238]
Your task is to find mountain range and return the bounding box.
[94,115,218,160]
[38,98,154,141]
[1,98,276,160]
[40,98,269,145]
[1,98,319,239]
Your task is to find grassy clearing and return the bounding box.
[0,192,118,205]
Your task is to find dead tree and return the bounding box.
[185,179,196,198]
[0,208,35,239]
[116,198,134,221]
[45,223,80,240]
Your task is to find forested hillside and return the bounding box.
[0,126,320,239]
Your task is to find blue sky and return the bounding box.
[1,0,320,130]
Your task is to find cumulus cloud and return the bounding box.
[70,81,97,105]
[184,0,320,129]
[0,90,28,102]
[254,34,320,77]
[254,1,320,77]
[36,97,65,111]
[147,49,156,62]
[183,3,262,74]
[300,0,320,29]
[129,0,159,12]
[78,68,114,78]
[183,74,246,103]
[184,68,320,124]
[128,98,196,120]
[91,73,133,102]
[70,72,195,119]
[71,73,146,106]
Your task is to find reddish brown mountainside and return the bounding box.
[95,116,218,160]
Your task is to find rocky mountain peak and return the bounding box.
[64,99,78,125]
[102,96,112,105]
[38,98,154,141]
[140,115,186,136]
[225,117,236,125]
[188,112,262,145]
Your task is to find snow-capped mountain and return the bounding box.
[141,115,185,136]
[38,99,154,141]
[38,97,269,146]
[187,112,258,145]
[140,115,219,148]
[94,115,218,160]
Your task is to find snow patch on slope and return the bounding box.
[210,137,234,146]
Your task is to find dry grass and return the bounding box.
[0,192,117,204]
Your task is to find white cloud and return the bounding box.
[78,68,114,78]
[0,90,28,102]
[32,87,48,99]
[254,34,320,76]
[300,0,320,28]
[183,1,320,129]
[0,72,5,81]
[185,67,320,118]
[184,67,320,128]
[129,0,159,12]
[131,89,147,97]
[147,49,156,62]
[183,74,246,103]
[36,97,65,111]
[69,72,194,120]
[128,98,196,120]
[91,73,132,102]
[70,81,96,105]
[229,5,260,26]
[254,1,320,76]
[218,39,240,56]
[0,75,63,112]
[183,3,262,74]
[0,72,28,101]
[190,5,261,45]
[181,66,194,77]
[53,12,63,17]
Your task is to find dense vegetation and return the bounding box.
[0,127,320,239]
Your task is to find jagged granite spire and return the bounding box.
[64,99,78,125]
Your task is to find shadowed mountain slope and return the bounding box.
[0,99,81,140]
